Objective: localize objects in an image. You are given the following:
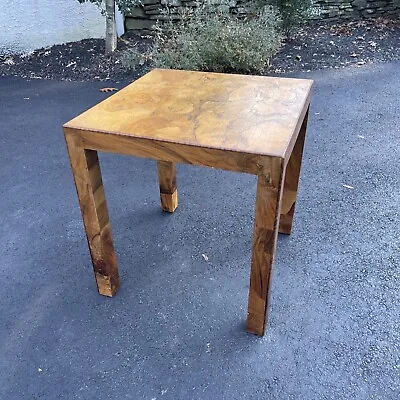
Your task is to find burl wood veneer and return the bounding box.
[64,69,312,336]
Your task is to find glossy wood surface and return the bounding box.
[279,107,309,235]
[65,133,119,296]
[64,69,312,335]
[69,128,278,176]
[157,161,178,212]
[64,69,312,159]
[247,159,284,335]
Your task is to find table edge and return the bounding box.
[63,124,287,159]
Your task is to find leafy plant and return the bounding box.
[124,3,283,74]
[268,0,315,38]
[115,0,143,14]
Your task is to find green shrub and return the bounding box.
[122,44,154,71]
[268,0,315,38]
[124,3,283,74]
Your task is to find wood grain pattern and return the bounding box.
[64,69,313,159]
[157,161,178,212]
[63,69,312,335]
[66,127,276,176]
[247,160,285,336]
[65,132,119,297]
[279,107,309,235]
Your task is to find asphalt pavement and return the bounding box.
[0,62,399,399]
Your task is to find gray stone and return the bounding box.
[352,0,368,9]
[149,14,181,20]
[126,6,146,18]
[372,1,390,8]
[125,17,156,30]
[161,0,182,6]
[143,4,162,11]
[145,9,163,15]
[328,9,340,17]
[124,0,400,31]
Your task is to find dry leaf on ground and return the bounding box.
[100,87,118,93]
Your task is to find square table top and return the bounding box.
[64,69,313,159]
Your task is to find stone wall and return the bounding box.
[315,0,400,20]
[125,0,400,32]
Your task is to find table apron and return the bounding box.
[65,128,283,177]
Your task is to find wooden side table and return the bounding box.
[64,69,313,336]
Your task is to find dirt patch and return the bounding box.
[1,18,399,82]
[0,31,151,82]
[272,18,400,73]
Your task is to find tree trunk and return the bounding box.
[105,0,117,54]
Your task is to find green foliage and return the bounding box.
[77,0,103,8]
[77,0,142,14]
[125,4,283,74]
[268,0,314,37]
[116,0,142,14]
[121,45,153,71]
[78,0,314,38]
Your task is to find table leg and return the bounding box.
[65,135,119,297]
[157,161,178,213]
[279,108,309,235]
[247,164,285,336]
